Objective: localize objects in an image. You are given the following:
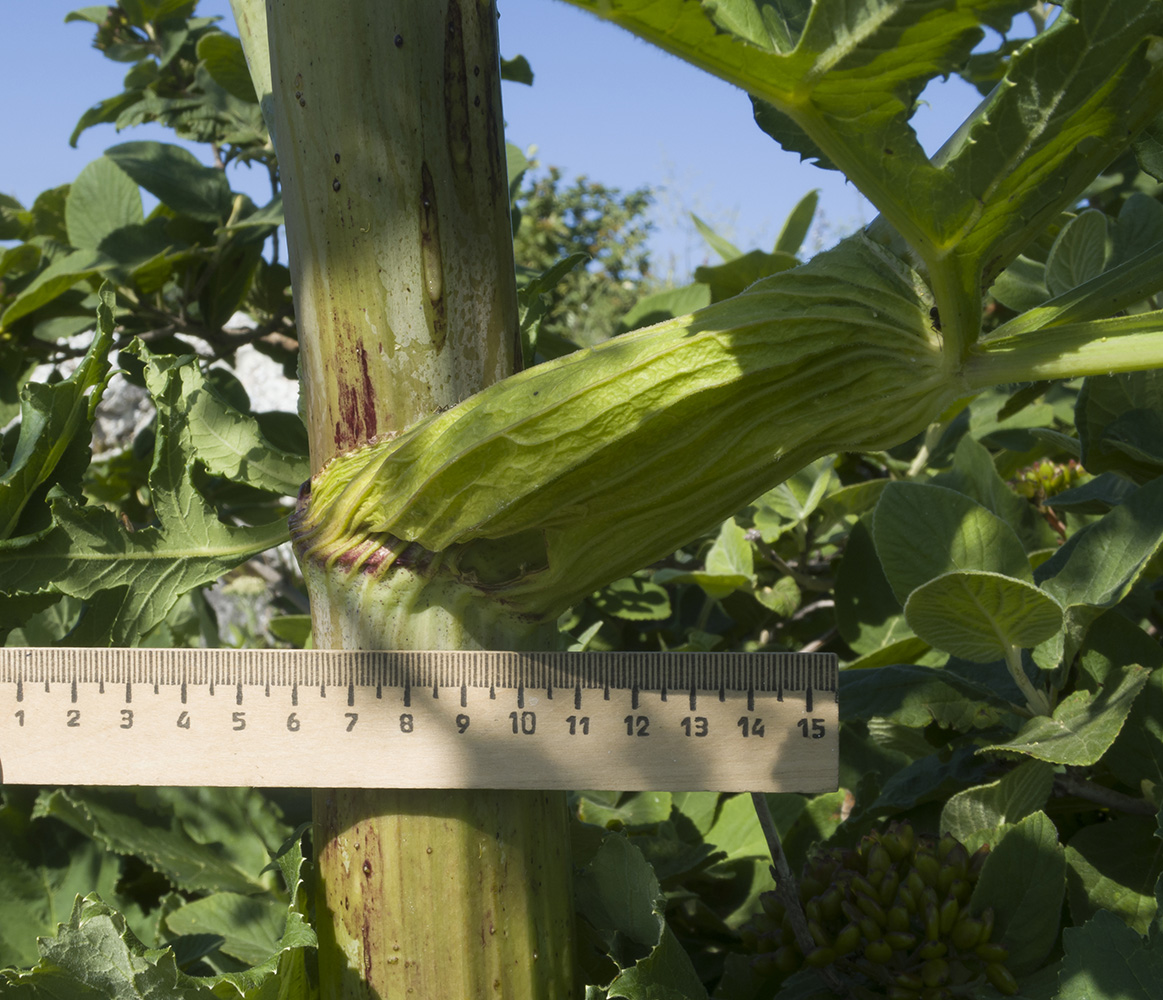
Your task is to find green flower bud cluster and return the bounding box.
[741,823,1017,998]
[1012,458,1086,502]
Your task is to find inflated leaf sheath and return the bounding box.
[293,235,960,618]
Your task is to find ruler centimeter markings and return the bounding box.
[0,647,838,792]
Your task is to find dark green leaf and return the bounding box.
[694,249,799,302]
[1058,910,1163,1000]
[574,832,663,964]
[840,664,1007,731]
[104,141,232,223]
[933,434,1057,552]
[165,893,286,966]
[981,663,1151,766]
[0,193,30,241]
[970,811,1065,975]
[1077,371,1163,482]
[1036,474,1163,664]
[0,345,288,643]
[903,571,1063,663]
[196,32,258,103]
[500,54,534,85]
[0,894,217,998]
[0,286,113,540]
[691,213,741,262]
[0,248,116,328]
[605,925,709,1000]
[0,834,121,969]
[32,789,268,895]
[941,2,1163,287]
[69,91,142,148]
[591,576,672,621]
[1066,816,1162,936]
[834,518,909,655]
[267,614,312,647]
[940,759,1056,852]
[773,188,818,256]
[64,156,143,250]
[1044,209,1109,297]
[870,746,987,813]
[990,255,1049,312]
[873,482,1031,604]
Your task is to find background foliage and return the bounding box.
[2,3,1162,999]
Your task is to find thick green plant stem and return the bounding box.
[255,2,575,997]
[265,0,521,472]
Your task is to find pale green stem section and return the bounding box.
[228,0,275,146]
[249,2,576,997]
[984,240,1163,341]
[265,0,520,473]
[1004,645,1051,717]
[963,314,1163,388]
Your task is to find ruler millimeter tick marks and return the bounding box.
[1,647,838,792]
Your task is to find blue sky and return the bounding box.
[5,1,987,278]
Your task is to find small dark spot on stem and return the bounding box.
[474,95,480,108]
[394,33,403,47]
[474,65,480,76]
[362,859,373,877]
[334,152,340,163]
[884,148,894,155]
[332,178,341,192]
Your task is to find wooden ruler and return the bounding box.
[0,647,838,792]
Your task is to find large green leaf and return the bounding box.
[1058,910,1163,1000]
[64,156,144,251]
[940,759,1056,853]
[840,663,1007,731]
[981,663,1151,766]
[0,344,288,644]
[0,894,218,999]
[1035,473,1163,665]
[565,0,1024,260]
[0,248,117,328]
[872,482,1031,603]
[33,789,268,896]
[165,893,287,966]
[969,811,1065,975]
[940,0,1163,288]
[604,926,709,1000]
[1066,816,1162,937]
[104,141,232,223]
[933,433,1057,553]
[1044,209,1109,297]
[0,833,122,970]
[833,517,913,655]
[903,570,1062,663]
[0,287,113,539]
[1077,370,1163,482]
[196,32,258,104]
[1079,613,1163,792]
[185,376,308,497]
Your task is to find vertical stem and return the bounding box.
[266,0,521,473]
[253,2,575,996]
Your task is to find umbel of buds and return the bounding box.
[741,823,1018,998]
